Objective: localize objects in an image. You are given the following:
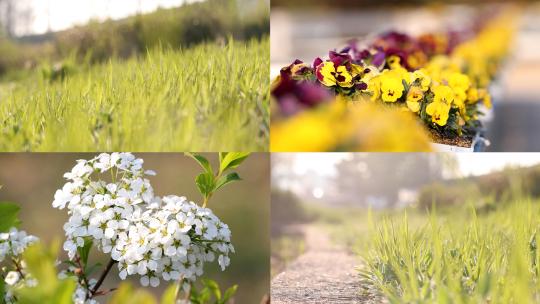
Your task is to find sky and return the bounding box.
[278,153,540,179]
[290,153,350,177]
[12,0,201,36]
[455,153,540,177]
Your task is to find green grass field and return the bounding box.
[360,201,540,304]
[304,198,540,303]
[0,38,269,151]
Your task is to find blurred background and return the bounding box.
[0,153,269,303]
[0,0,269,79]
[271,152,540,275]
[271,1,540,151]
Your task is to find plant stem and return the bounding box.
[174,280,181,300]
[11,257,25,279]
[90,258,117,298]
[75,255,91,299]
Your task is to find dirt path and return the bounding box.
[271,225,382,304]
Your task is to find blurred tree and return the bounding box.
[0,0,34,37]
[333,154,447,208]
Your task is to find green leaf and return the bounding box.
[50,282,77,304]
[221,285,238,304]
[77,237,93,266]
[17,240,77,304]
[160,284,177,304]
[191,282,211,303]
[215,173,241,191]
[0,275,5,304]
[203,279,221,300]
[218,152,227,164]
[109,282,157,304]
[0,202,21,233]
[196,172,215,197]
[185,153,213,175]
[22,241,59,291]
[218,153,249,174]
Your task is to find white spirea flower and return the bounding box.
[53,153,234,288]
[0,228,38,304]
[4,271,20,286]
[0,227,39,263]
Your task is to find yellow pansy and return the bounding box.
[290,62,309,75]
[407,51,427,70]
[448,72,471,92]
[335,66,354,88]
[426,101,451,126]
[317,62,354,88]
[412,69,431,91]
[406,86,423,112]
[380,76,404,103]
[453,88,467,107]
[367,75,382,101]
[432,85,454,105]
[350,63,364,78]
[387,55,402,69]
[384,67,411,85]
[484,94,492,109]
[467,87,479,103]
[270,110,338,151]
[318,62,338,87]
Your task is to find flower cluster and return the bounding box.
[1,228,39,304]
[271,101,432,152]
[271,10,516,148]
[0,228,39,263]
[53,153,234,290]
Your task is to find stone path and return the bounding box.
[271,225,382,304]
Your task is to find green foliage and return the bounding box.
[0,202,21,232]
[186,153,249,206]
[218,153,250,174]
[108,280,237,304]
[160,284,178,304]
[77,237,93,266]
[16,241,76,304]
[362,200,540,303]
[109,283,158,304]
[0,0,269,77]
[0,38,269,151]
[190,280,238,304]
[417,182,482,211]
[54,0,269,64]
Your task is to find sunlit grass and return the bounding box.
[0,38,269,151]
[362,200,540,303]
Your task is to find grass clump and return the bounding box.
[362,200,540,303]
[0,38,269,151]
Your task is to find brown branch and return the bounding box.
[11,257,25,279]
[90,287,118,297]
[90,258,117,298]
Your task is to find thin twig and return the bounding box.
[11,257,25,279]
[75,255,93,300]
[91,287,118,297]
[90,258,117,297]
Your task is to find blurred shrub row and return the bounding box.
[0,0,269,78]
[271,190,310,236]
[418,165,540,211]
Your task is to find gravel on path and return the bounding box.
[271,225,384,304]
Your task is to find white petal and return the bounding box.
[140,276,149,286]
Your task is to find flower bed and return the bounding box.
[271,9,517,152]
